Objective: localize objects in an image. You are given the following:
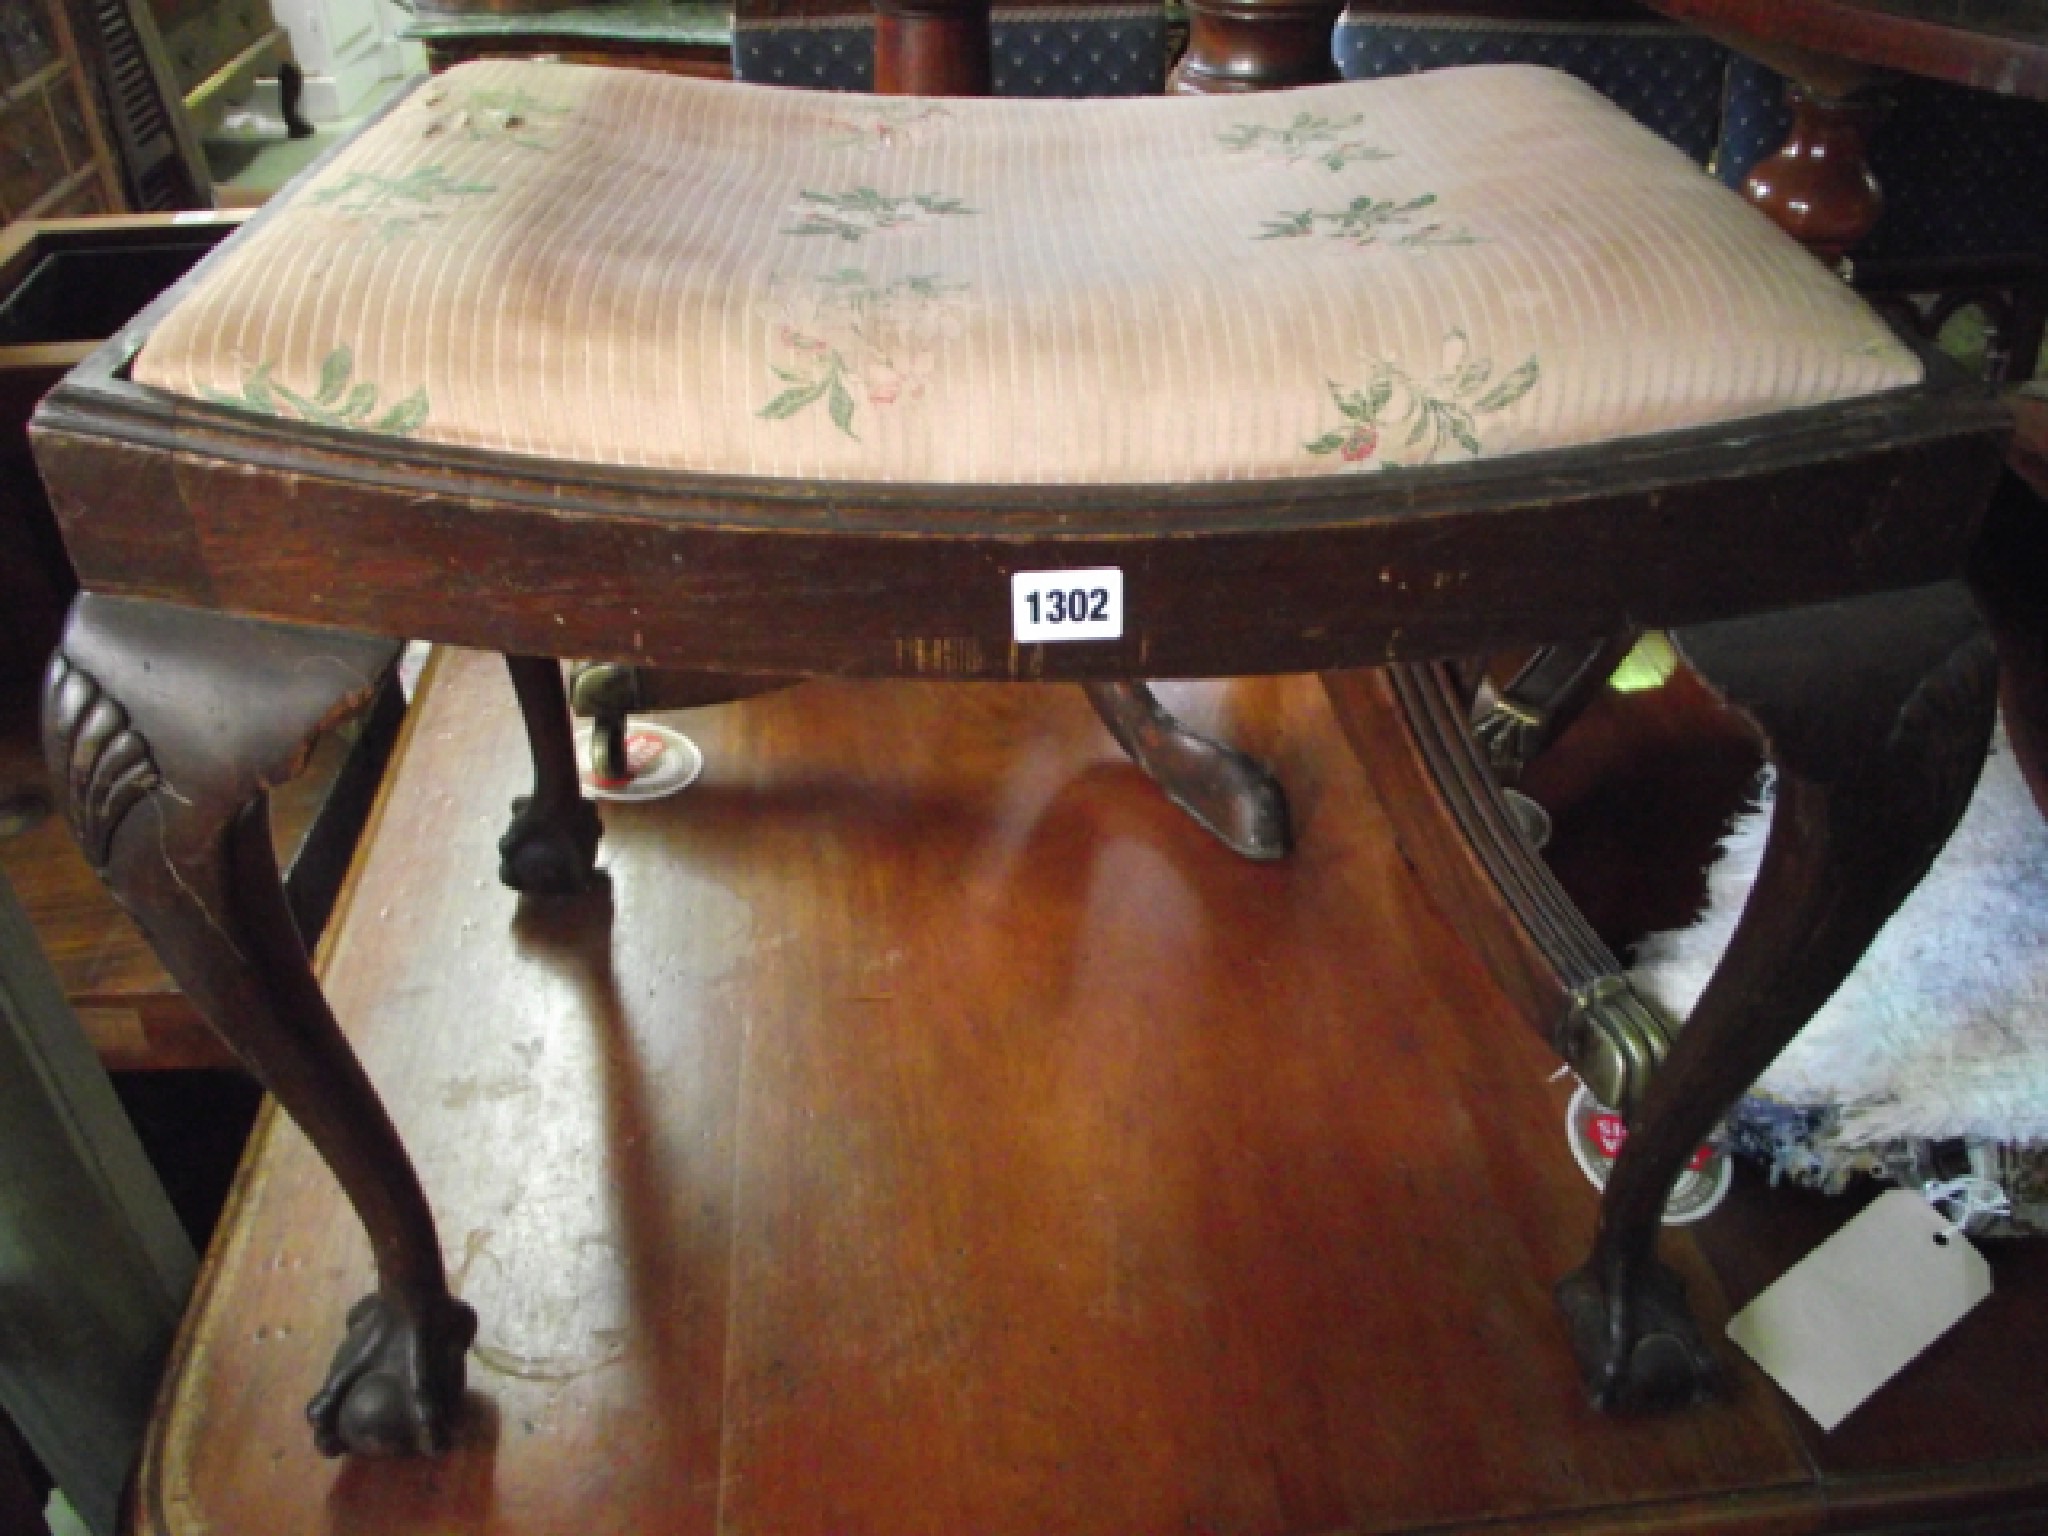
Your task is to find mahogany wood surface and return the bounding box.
[142,647,1821,1536]
[27,378,2008,684]
[874,0,992,94]
[140,647,2048,1535]
[1633,0,2048,101]
[34,0,2024,1473]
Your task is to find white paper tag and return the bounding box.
[1011,568,1123,643]
[1726,1189,1991,1431]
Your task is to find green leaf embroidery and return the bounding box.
[1472,357,1541,414]
[783,187,976,243]
[243,363,276,413]
[759,270,967,440]
[760,379,831,420]
[373,389,431,436]
[1258,210,1317,241]
[205,347,431,437]
[1220,112,1391,172]
[1307,335,1538,468]
[308,165,495,240]
[316,347,353,405]
[1259,192,1477,252]
[827,375,858,438]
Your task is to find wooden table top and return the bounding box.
[1636,0,2048,98]
[133,647,2048,1536]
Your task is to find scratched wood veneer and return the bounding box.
[139,646,1838,1536]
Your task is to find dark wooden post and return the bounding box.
[1743,83,1888,266]
[872,0,992,95]
[1173,0,1347,95]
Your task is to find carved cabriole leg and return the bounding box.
[500,655,604,895]
[1329,582,1996,1412]
[1559,582,1996,1410]
[1084,681,1292,860]
[44,595,475,1457]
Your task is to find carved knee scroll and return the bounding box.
[45,652,162,871]
[45,596,474,1457]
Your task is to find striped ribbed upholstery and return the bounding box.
[134,58,1920,486]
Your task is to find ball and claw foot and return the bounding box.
[498,794,604,894]
[307,1292,479,1458]
[1556,1257,1718,1413]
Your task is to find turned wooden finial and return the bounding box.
[1172,0,1347,95]
[1742,86,1889,266]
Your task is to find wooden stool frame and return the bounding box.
[33,0,2011,1459]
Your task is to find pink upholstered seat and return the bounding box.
[135,57,1918,485]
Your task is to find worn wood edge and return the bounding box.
[0,340,96,374]
[36,352,2006,539]
[27,418,2001,684]
[128,426,2033,675]
[1637,0,2048,99]
[3,211,250,241]
[129,649,445,1536]
[1415,1477,1821,1535]
[1819,1456,2048,1532]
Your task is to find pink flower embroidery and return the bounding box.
[864,363,905,405]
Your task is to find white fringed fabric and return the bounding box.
[1634,724,2048,1149]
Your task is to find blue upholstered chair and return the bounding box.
[733,0,1169,96]
[1719,57,2048,382]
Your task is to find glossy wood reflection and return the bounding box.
[146,651,1825,1536]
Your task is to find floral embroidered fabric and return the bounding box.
[134,58,1921,485]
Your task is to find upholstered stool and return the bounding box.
[37,51,2006,1458]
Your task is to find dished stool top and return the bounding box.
[133,58,1920,486]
